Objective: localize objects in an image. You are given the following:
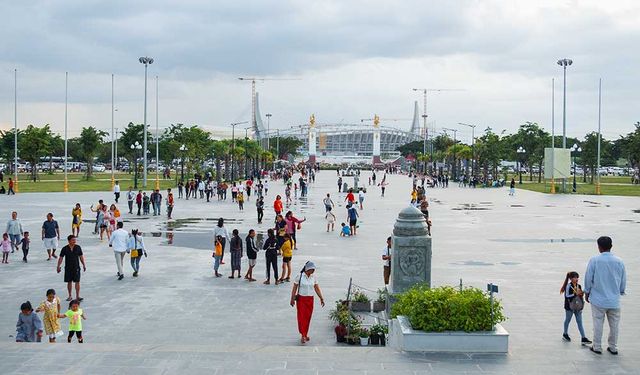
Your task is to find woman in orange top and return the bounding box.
[274,195,283,216]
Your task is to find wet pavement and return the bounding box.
[0,173,638,374]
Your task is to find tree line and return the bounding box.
[396,121,640,183]
[0,122,303,181]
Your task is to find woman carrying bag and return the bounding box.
[127,229,147,277]
[290,262,325,345]
[560,271,592,345]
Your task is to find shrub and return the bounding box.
[370,323,388,336]
[376,288,388,303]
[390,284,506,332]
[329,300,361,330]
[358,328,369,338]
[351,288,370,303]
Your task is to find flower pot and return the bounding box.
[360,337,369,346]
[372,301,386,312]
[336,335,346,343]
[380,335,386,346]
[350,301,371,312]
[347,337,357,345]
[370,335,380,345]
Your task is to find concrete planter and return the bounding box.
[349,301,371,312]
[372,301,386,312]
[390,316,509,353]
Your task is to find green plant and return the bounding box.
[358,328,369,338]
[390,284,506,332]
[329,300,360,330]
[376,288,388,303]
[370,323,388,336]
[351,288,370,303]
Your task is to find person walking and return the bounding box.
[263,228,280,285]
[337,176,342,192]
[6,211,24,253]
[126,187,135,214]
[108,222,129,280]
[323,193,334,212]
[166,188,174,219]
[290,261,325,345]
[228,229,243,279]
[584,236,626,355]
[560,271,591,345]
[113,181,121,203]
[382,236,391,286]
[127,229,146,277]
[71,204,82,237]
[214,218,230,265]
[346,203,359,236]
[42,213,60,261]
[56,235,86,302]
[274,195,284,217]
[178,181,184,199]
[285,211,305,249]
[509,178,515,196]
[256,196,265,224]
[278,233,294,283]
[244,229,258,281]
[136,190,143,216]
[358,189,365,210]
[150,190,159,216]
[8,177,15,195]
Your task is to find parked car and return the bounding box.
[92,164,106,172]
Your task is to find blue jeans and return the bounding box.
[130,255,142,272]
[213,255,221,273]
[8,234,20,251]
[564,309,586,337]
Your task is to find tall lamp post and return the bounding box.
[155,75,160,190]
[517,146,526,184]
[14,68,18,193]
[130,141,142,189]
[571,143,581,193]
[557,58,573,193]
[458,123,476,178]
[179,144,187,182]
[139,56,154,187]
[265,113,272,149]
[64,72,69,192]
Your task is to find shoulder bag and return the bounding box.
[569,284,584,312]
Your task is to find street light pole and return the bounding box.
[14,68,18,193]
[550,78,556,194]
[139,56,154,188]
[64,72,69,192]
[458,123,476,178]
[266,113,272,150]
[131,141,142,189]
[155,75,160,190]
[179,144,187,182]
[111,73,115,189]
[571,144,581,193]
[443,127,458,180]
[557,58,573,193]
[596,78,602,195]
[517,146,526,184]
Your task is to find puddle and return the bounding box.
[510,204,525,208]
[479,202,493,205]
[583,200,601,205]
[145,228,266,251]
[544,205,556,207]
[452,203,490,211]
[500,261,521,266]
[451,260,494,266]
[490,238,592,243]
[632,209,640,214]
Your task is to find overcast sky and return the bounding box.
[1,0,638,144]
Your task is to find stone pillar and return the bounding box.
[389,206,432,295]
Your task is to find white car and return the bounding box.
[92,164,106,172]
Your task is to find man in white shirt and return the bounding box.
[126,187,136,214]
[382,237,391,285]
[113,181,121,203]
[109,222,129,280]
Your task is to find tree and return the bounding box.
[396,140,423,157]
[211,140,230,181]
[0,129,21,173]
[19,124,54,180]
[270,136,303,160]
[77,126,108,178]
[475,127,504,180]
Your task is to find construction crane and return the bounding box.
[238,77,301,136]
[411,88,464,172]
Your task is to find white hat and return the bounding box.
[304,261,316,271]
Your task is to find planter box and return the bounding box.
[350,301,371,312]
[390,316,508,353]
[372,301,386,312]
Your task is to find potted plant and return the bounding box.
[369,323,388,346]
[334,324,347,343]
[350,288,371,312]
[358,328,370,346]
[372,289,387,312]
[346,334,358,345]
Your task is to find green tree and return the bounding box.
[475,128,504,180]
[19,124,54,180]
[78,126,108,178]
[0,129,21,173]
[270,136,303,160]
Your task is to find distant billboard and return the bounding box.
[544,148,571,179]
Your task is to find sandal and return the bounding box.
[263,280,270,285]
[66,297,73,302]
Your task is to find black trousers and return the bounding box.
[265,253,278,280]
[128,201,133,213]
[220,238,226,262]
[22,247,28,260]
[257,208,263,223]
[114,192,120,202]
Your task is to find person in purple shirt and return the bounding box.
[584,236,626,355]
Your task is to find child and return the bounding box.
[340,223,351,237]
[59,299,86,343]
[237,191,244,211]
[1,233,11,263]
[19,231,30,263]
[16,301,43,342]
[213,235,223,277]
[325,211,336,232]
[560,271,592,345]
[36,289,62,343]
[143,193,151,215]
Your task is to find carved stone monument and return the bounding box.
[389,205,432,295]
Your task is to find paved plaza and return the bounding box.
[0,172,638,374]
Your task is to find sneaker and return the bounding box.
[562,334,571,342]
[581,337,592,345]
[118,274,124,280]
[590,347,602,355]
[133,272,138,277]
[607,347,618,355]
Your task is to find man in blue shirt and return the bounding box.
[584,236,626,355]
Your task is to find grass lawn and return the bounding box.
[514,181,640,197]
[7,172,176,193]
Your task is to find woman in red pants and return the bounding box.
[290,262,325,344]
